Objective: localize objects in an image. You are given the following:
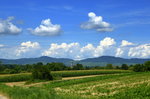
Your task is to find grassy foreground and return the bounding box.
[0,70,150,99]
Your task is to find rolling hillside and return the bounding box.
[0,56,150,66]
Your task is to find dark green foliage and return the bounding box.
[133,64,145,72]
[47,62,68,71]
[121,64,128,70]
[144,61,150,71]
[72,63,84,70]
[115,66,120,69]
[106,64,113,69]
[3,69,18,74]
[133,61,150,72]
[0,65,5,72]
[32,62,53,80]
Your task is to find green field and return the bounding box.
[0,70,131,82]
[0,70,150,99]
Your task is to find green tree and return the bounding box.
[115,66,120,69]
[144,61,150,71]
[121,64,128,70]
[0,61,5,72]
[47,62,67,71]
[133,64,144,72]
[73,63,84,70]
[0,61,2,65]
[32,62,53,80]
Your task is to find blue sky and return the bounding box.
[0,0,150,59]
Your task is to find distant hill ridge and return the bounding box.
[0,56,150,66]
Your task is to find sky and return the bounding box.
[0,0,150,59]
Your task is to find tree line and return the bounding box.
[0,61,150,74]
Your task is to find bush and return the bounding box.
[133,61,150,72]
[133,64,145,72]
[32,63,53,80]
[121,64,128,70]
[144,61,150,71]
[72,63,84,70]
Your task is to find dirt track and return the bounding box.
[0,94,8,99]
[62,74,103,80]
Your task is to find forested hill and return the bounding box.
[79,56,150,66]
[0,56,150,66]
[0,56,73,65]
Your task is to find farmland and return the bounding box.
[0,70,150,99]
[0,70,130,82]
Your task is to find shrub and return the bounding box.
[32,63,53,80]
[121,64,128,70]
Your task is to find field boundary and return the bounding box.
[5,73,121,87]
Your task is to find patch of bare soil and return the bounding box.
[5,81,26,87]
[0,94,8,99]
[62,75,103,80]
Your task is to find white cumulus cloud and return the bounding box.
[100,37,116,47]
[42,37,116,60]
[0,41,41,59]
[121,40,134,47]
[28,19,62,36]
[128,44,150,58]
[0,17,22,35]
[1,38,150,59]
[80,12,113,32]
[42,42,81,59]
[15,41,40,56]
[116,48,124,57]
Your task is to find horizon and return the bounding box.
[0,55,150,60]
[0,0,150,59]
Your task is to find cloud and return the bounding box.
[100,37,116,47]
[128,44,150,58]
[42,42,81,59]
[0,17,22,35]
[121,40,134,47]
[116,48,124,57]
[1,37,150,59]
[0,44,5,48]
[0,41,41,59]
[42,37,116,60]
[28,19,62,36]
[115,40,135,57]
[80,12,113,32]
[15,41,40,56]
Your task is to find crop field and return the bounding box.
[50,72,150,99]
[0,70,131,82]
[0,70,150,99]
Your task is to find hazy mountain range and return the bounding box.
[0,56,150,66]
